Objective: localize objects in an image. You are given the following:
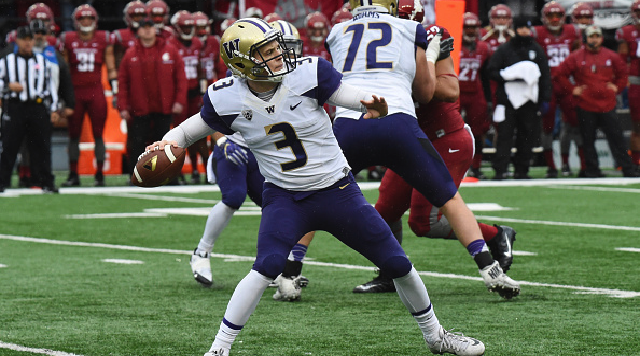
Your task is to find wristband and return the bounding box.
[110,79,118,95]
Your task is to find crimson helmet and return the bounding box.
[72,4,98,33]
[462,12,481,43]
[123,1,146,29]
[489,4,512,31]
[397,0,424,23]
[306,11,329,43]
[331,7,353,25]
[147,0,169,29]
[631,0,640,25]
[246,7,264,18]
[264,12,283,23]
[26,3,55,32]
[542,1,566,31]
[192,11,211,41]
[570,2,594,29]
[170,10,195,41]
[220,17,236,33]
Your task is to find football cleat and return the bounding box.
[190,249,212,287]
[352,269,396,293]
[94,172,105,187]
[426,327,485,356]
[272,275,304,301]
[486,225,516,272]
[204,346,229,356]
[561,164,572,177]
[62,172,80,187]
[479,261,520,299]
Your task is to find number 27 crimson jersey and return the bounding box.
[199,56,349,191]
[58,30,112,87]
[459,40,490,94]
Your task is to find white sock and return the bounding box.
[211,270,272,349]
[197,202,237,254]
[393,267,441,343]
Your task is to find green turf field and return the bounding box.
[1,177,640,356]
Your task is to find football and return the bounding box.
[131,145,186,187]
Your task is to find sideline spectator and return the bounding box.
[117,15,186,178]
[488,17,552,180]
[556,25,639,177]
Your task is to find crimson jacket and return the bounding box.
[555,46,627,113]
[117,36,187,117]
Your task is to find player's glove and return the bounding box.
[217,136,249,166]
[438,37,454,61]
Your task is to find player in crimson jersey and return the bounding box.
[353,24,518,298]
[169,10,208,184]
[147,0,174,40]
[617,0,640,173]
[58,4,116,187]
[481,4,514,54]
[112,1,146,69]
[459,12,492,180]
[331,7,353,25]
[532,1,582,178]
[5,3,58,47]
[302,11,331,61]
[570,2,594,31]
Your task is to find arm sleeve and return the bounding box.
[199,90,236,135]
[326,81,372,113]
[117,52,130,111]
[554,56,575,97]
[415,24,428,49]
[163,112,216,148]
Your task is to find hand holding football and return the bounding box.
[131,145,186,187]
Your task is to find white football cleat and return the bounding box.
[204,346,229,356]
[190,249,212,287]
[272,275,302,301]
[426,327,485,356]
[479,261,520,299]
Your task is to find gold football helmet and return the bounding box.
[269,20,304,58]
[220,18,296,82]
[349,0,397,14]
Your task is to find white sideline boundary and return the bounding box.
[0,341,84,356]
[1,234,638,298]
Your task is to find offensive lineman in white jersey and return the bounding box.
[327,0,519,300]
[145,17,484,356]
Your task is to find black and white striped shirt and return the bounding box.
[0,52,59,111]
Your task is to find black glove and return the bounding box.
[438,37,454,61]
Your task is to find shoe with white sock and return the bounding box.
[190,249,212,287]
[479,261,520,299]
[273,275,303,301]
[204,346,229,356]
[426,327,485,355]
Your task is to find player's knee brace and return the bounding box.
[379,256,412,279]
[221,189,248,210]
[255,254,287,279]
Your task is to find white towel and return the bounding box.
[501,61,541,109]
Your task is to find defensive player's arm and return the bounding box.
[432,56,459,103]
[412,46,435,104]
[105,44,118,94]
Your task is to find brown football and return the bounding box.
[131,145,186,187]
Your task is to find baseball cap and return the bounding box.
[585,25,602,37]
[16,26,33,39]
[513,17,532,29]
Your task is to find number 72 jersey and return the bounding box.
[326,12,428,119]
[200,57,351,191]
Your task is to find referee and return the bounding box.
[0,26,59,193]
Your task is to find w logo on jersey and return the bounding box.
[223,39,240,59]
[265,105,276,114]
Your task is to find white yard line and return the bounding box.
[1,234,638,298]
[0,341,84,356]
[616,247,640,253]
[474,215,640,232]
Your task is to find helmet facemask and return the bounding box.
[247,31,297,82]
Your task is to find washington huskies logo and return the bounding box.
[223,38,240,59]
[265,105,276,114]
[242,109,253,120]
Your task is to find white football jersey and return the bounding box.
[201,57,351,191]
[326,8,428,119]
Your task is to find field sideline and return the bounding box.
[1,178,640,355]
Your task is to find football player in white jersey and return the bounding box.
[327,0,519,301]
[145,17,484,356]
